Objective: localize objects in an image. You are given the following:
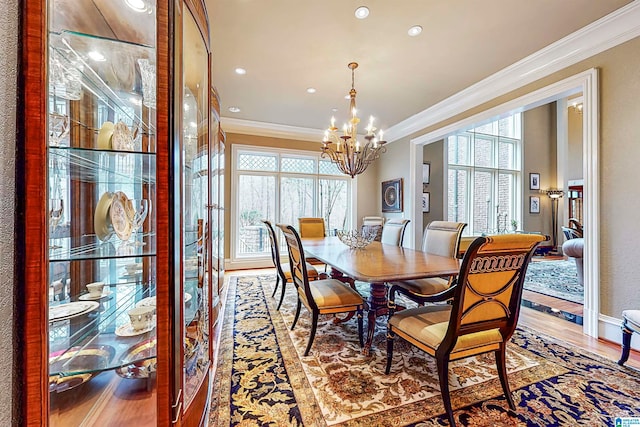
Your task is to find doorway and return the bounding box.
[409,69,599,338]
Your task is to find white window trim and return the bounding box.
[229,144,355,269]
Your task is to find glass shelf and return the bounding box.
[48,280,157,385]
[50,147,156,185]
[49,30,156,138]
[49,232,156,262]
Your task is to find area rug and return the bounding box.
[209,274,640,426]
[524,259,583,304]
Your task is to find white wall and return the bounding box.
[0,0,18,422]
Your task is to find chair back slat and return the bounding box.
[277,224,317,310]
[440,234,546,352]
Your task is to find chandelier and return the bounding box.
[321,62,386,178]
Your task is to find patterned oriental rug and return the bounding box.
[524,260,582,304]
[209,275,640,426]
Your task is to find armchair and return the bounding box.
[618,310,640,366]
[385,233,546,426]
[387,221,466,310]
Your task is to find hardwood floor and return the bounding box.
[227,268,640,370]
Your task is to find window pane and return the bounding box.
[447,169,468,224]
[473,136,493,168]
[237,175,275,255]
[319,160,341,175]
[474,122,495,135]
[319,179,349,234]
[498,172,515,229]
[280,177,314,227]
[238,153,277,171]
[498,115,521,138]
[281,156,315,174]
[473,171,492,233]
[498,139,516,169]
[448,135,470,165]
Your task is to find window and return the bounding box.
[233,147,352,260]
[447,114,521,235]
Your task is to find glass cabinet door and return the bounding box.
[46,0,159,424]
[181,7,211,410]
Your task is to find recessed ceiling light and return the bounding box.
[331,108,338,112]
[235,67,246,75]
[306,87,316,94]
[88,51,106,61]
[408,25,423,37]
[228,106,241,113]
[125,0,147,12]
[355,6,369,19]
[344,95,350,100]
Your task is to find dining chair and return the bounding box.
[262,220,321,310]
[298,217,326,237]
[277,223,365,356]
[380,219,410,246]
[387,221,466,310]
[385,233,546,427]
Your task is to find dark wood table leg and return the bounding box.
[363,282,388,356]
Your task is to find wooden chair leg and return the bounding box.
[618,322,633,365]
[271,275,280,298]
[291,299,302,330]
[304,311,319,356]
[495,346,515,410]
[385,329,395,374]
[436,357,456,427]
[357,308,364,347]
[276,276,287,311]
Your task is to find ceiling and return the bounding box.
[208,0,632,136]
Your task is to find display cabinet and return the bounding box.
[19,0,222,425]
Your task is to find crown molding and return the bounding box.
[384,0,640,143]
[220,117,322,142]
[219,2,640,143]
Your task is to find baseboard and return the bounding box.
[599,313,640,352]
[225,257,274,271]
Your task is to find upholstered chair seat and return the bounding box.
[389,305,503,359]
[282,263,319,281]
[619,309,640,365]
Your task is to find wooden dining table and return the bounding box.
[301,236,460,355]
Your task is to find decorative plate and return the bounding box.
[111,120,135,151]
[96,121,114,149]
[115,319,156,337]
[78,290,112,301]
[49,301,99,322]
[94,191,114,241]
[115,338,157,379]
[110,191,133,241]
[49,344,116,392]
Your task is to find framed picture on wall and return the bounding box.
[530,173,540,190]
[529,196,541,214]
[382,178,403,212]
[422,192,430,213]
[422,162,430,184]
